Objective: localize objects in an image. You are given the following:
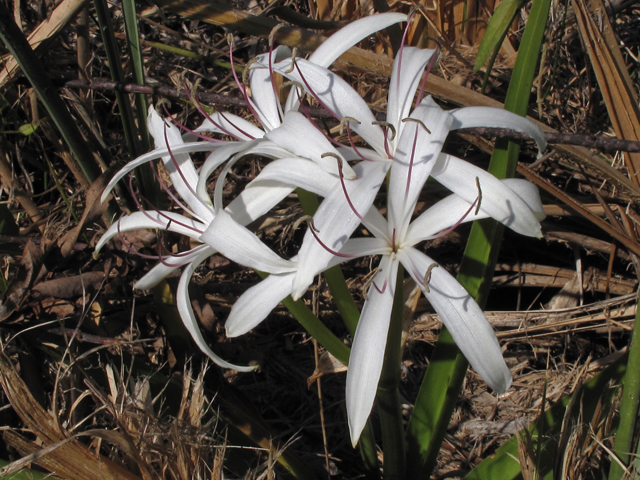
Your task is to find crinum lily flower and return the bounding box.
[222,170,545,444]
[256,32,547,302]
[96,13,413,370]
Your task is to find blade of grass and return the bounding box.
[609,297,640,480]
[465,351,627,479]
[0,3,100,184]
[94,0,159,201]
[405,0,552,475]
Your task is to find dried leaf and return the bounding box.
[0,241,45,321]
[32,271,104,299]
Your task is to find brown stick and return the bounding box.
[63,79,640,154]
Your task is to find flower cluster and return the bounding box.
[96,13,547,445]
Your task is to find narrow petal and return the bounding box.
[387,47,436,150]
[226,182,295,226]
[400,248,511,393]
[387,96,453,238]
[248,46,291,131]
[265,111,357,179]
[431,154,542,237]
[292,160,389,300]
[196,142,252,204]
[95,211,206,254]
[226,271,295,337]
[147,108,213,221]
[247,158,337,196]
[195,111,265,141]
[273,59,386,154]
[346,257,398,445]
[101,142,220,203]
[405,178,545,245]
[134,245,214,290]
[176,248,257,372]
[200,210,297,274]
[309,13,407,68]
[449,107,547,156]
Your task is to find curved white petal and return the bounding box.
[449,107,547,156]
[196,142,251,204]
[339,237,390,257]
[200,210,296,274]
[226,182,295,226]
[176,247,257,372]
[265,111,356,179]
[405,178,545,245]
[310,13,407,68]
[101,142,221,203]
[226,271,295,337]
[400,248,511,393]
[387,47,436,150]
[147,108,214,221]
[95,211,206,253]
[248,46,292,131]
[346,256,398,446]
[134,245,214,290]
[195,111,265,141]
[273,59,386,154]
[292,160,390,300]
[248,158,337,196]
[431,154,542,237]
[387,96,453,238]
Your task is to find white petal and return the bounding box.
[449,107,547,156]
[195,111,265,141]
[405,178,545,245]
[387,96,453,238]
[387,47,436,150]
[291,160,390,300]
[431,154,542,237]
[147,108,213,221]
[226,271,295,337]
[95,211,206,254]
[176,248,257,372]
[248,46,291,131]
[346,257,399,446]
[101,142,220,203]
[196,142,252,204]
[200,210,296,274]
[247,158,337,196]
[309,13,407,68]
[265,111,356,179]
[226,182,295,226]
[400,248,511,393]
[273,59,386,154]
[134,245,214,290]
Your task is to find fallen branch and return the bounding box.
[63,79,640,153]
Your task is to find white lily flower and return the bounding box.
[224,173,545,444]
[259,40,547,302]
[96,13,412,371]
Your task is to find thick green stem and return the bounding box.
[610,297,640,480]
[376,265,405,480]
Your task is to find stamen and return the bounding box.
[392,228,396,252]
[415,49,439,107]
[372,278,388,294]
[404,124,420,202]
[285,48,298,74]
[293,61,341,122]
[161,104,224,144]
[339,116,361,135]
[475,177,482,215]
[372,121,397,141]
[163,124,199,200]
[361,267,380,301]
[321,152,364,221]
[242,57,260,86]
[269,23,286,48]
[402,117,431,134]
[343,122,376,162]
[302,216,355,258]
[431,194,480,240]
[227,33,262,124]
[422,263,439,293]
[280,80,304,91]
